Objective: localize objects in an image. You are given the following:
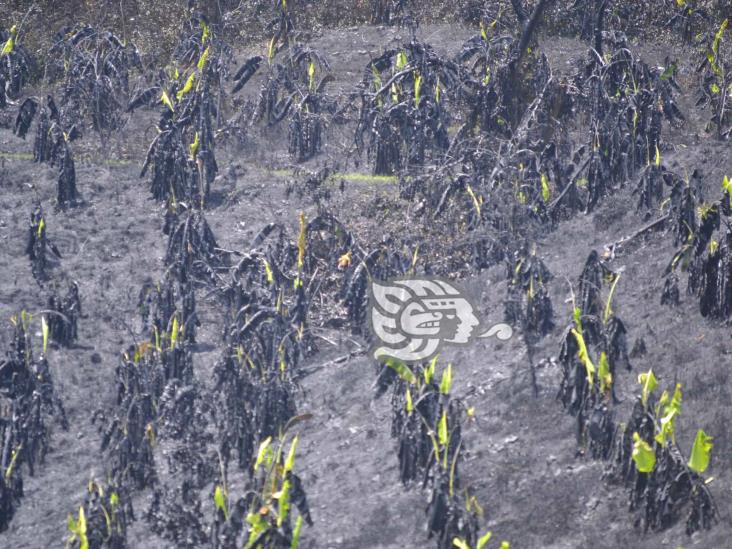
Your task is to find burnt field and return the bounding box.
[1,1,732,547]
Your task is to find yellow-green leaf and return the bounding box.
[638,369,657,407]
[424,355,437,384]
[254,436,272,471]
[571,328,595,388]
[170,315,179,350]
[476,530,493,549]
[414,71,422,107]
[440,363,453,395]
[262,257,274,285]
[214,485,229,519]
[284,436,298,473]
[598,352,612,394]
[384,358,416,385]
[176,72,196,101]
[308,60,316,92]
[197,45,210,70]
[160,90,175,111]
[189,131,200,160]
[277,478,291,527]
[632,432,656,473]
[291,515,303,549]
[438,410,448,446]
[688,429,713,474]
[466,185,482,217]
[540,173,551,203]
[41,315,49,355]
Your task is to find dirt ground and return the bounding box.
[1,22,732,549]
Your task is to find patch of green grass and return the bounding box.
[0,151,33,160]
[267,168,397,184]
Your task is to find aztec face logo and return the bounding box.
[369,278,513,363]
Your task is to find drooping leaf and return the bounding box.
[160,90,175,111]
[176,72,196,101]
[384,358,416,385]
[632,432,656,473]
[197,45,210,70]
[571,328,595,388]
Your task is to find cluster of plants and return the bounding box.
[0,312,67,532]
[664,175,732,320]
[557,250,631,455]
[553,251,718,535]
[49,25,141,140]
[44,281,82,348]
[14,95,80,208]
[252,1,334,163]
[0,24,35,107]
[696,17,732,139]
[503,243,554,395]
[137,14,237,206]
[62,179,335,546]
[374,357,511,549]
[354,40,457,175]
[605,371,718,534]
[0,1,729,546]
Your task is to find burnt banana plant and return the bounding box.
[139,18,228,206]
[606,372,718,535]
[0,24,35,104]
[0,312,67,531]
[558,250,631,458]
[50,25,141,140]
[355,41,457,175]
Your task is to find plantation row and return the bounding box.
[0,0,729,547]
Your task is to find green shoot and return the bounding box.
[214,485,229,521]
[597,352,612,394]
[638,369,658,407]
[41,315,49,355]
[66,506,89,549]
[440,363,453,394]
[603,273,621,324]
[688,429,713,474]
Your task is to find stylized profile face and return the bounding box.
[419,297,479,343]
